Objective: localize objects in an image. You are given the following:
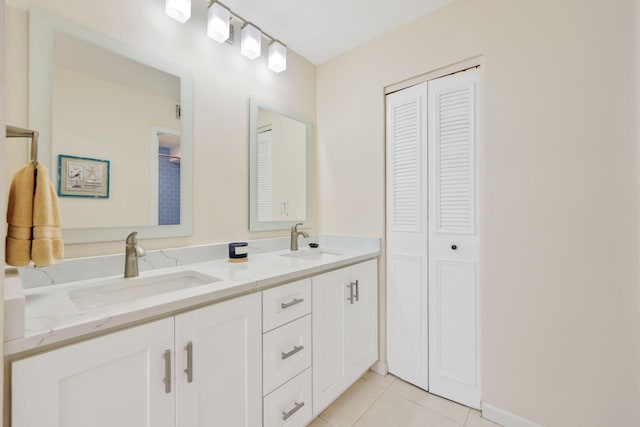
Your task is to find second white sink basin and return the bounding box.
[69,271,221,310]
[280,249,342,261]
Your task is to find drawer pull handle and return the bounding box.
[162,349,172,394]
[184,341,193,383]
[347,282,355,304]
[353,280,360,302]
[281,345,304,360]
[282,401,305,421]
[281,298,304,309]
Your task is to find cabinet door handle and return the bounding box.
[281,345,304,360]
[184,341,193,383]
[347,282,355,304]
[162,349,172,394]
[282,401,305,421]
[281,298,304,309]
[353,280,359,302]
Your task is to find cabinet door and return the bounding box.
[347,259,378,381]
[312,266,350,415]
[175,292,262,427]
[12,318,175,427]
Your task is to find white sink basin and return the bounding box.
[280,250,342,261]
[69,271,221,310]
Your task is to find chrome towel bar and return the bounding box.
[6,125,39,165]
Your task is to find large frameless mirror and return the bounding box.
[249,98,312,231]
[26,8,193,243]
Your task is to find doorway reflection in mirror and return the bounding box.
[158,133,181,225]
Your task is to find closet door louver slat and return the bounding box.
[434,86,475,234]
[391,98,422,232]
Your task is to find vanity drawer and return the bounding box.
[263,278,311,332]
[264,368,312,427]
[263,315,311,395]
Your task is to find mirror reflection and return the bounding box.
[250,98,311,231]
[256,107,306,222]
[22,8,194,243]
[52,32,181,228]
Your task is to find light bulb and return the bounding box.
[165,0,191,23]
[241,24,261,59]
[268,41,287,73]
[207,2,230,43]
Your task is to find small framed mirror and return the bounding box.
[249,98,312,231]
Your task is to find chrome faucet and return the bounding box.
[124,232,146,278]
[290,223,309,251]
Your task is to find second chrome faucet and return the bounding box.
[290,223,309,251]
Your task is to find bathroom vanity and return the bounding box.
[5,236,379,427]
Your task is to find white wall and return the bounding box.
[5,0,317,258]
[258,108,306,221]
[317,0,640,426]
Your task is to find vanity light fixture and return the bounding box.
[268,41,287,73]
[207,2,231,43]
[165,0,191,23]
[165,0,287,72]
[241,23,262,59]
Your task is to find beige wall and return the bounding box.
[5,0,317,258]
[4,0,640,424]
[1,0,6,419]
[317,0,640,426]
[52,66,179,228]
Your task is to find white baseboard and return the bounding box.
[370,360,388,376]
[482,403,544,427]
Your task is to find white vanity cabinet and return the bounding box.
[12,317,176,427]
[262,278,313,427]
[312,259,378,415]
[175,292,262,427]
[11,256,380,427]
[11,292,262,427]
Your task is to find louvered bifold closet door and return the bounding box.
[427,69,480,408]
[385,83,429,390]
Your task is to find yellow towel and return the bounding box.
[5,162,64,267]
[32,162,63,266]
[6,163,36,266]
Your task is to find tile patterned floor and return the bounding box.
[308,371,502,427]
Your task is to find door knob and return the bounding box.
[451,244,458,250]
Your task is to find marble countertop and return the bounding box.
[5,239,379,357]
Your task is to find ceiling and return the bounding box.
[223,0,455,65]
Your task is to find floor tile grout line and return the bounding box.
[314,374,482,427]
[361,373,473,425]
[349,385,388,427]
[463,408,472,426]
[360,374,396,390]
[385,384,471,426]
[317,414,336,426]
[317,378,386,427]
[383,387,469,426]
